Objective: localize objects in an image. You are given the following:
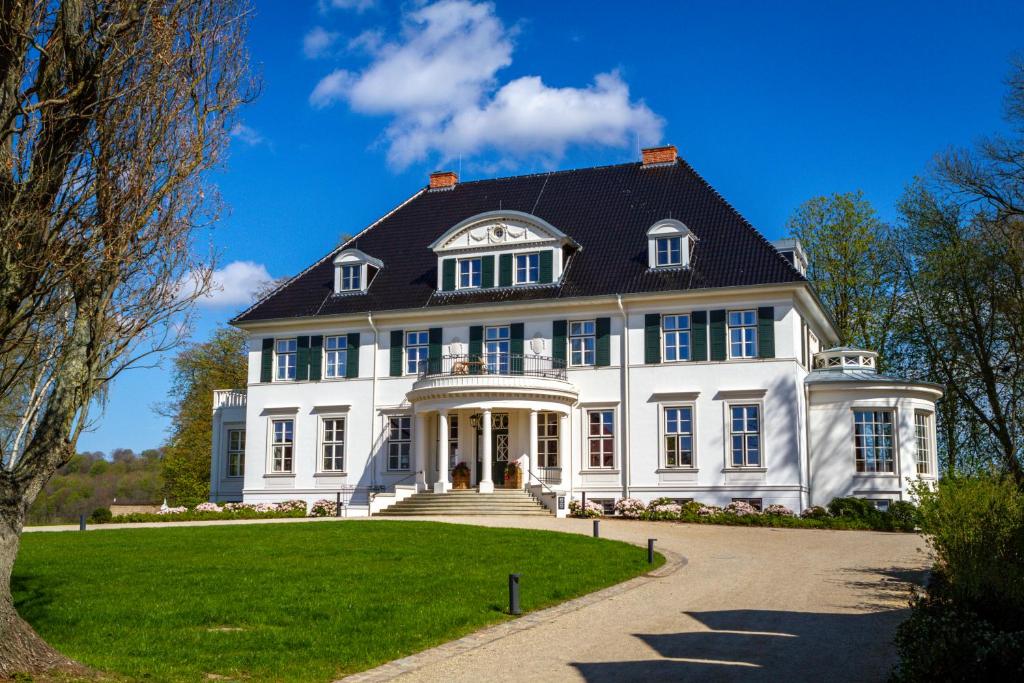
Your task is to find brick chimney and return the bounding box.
[429,170,458,189]
[641,145,678,166]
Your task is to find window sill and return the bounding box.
[314,471,347,477]
[385,470,412,474]
[852,473,898,478]
[580,469,619,475]
[263,473,295,478]
[722,467,767,473]
[656,468,698,474]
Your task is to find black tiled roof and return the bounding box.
[234,158,805,323]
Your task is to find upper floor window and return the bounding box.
[275,339,297,381]
[663,314,691,362]
[485,326,510,374]
[459,258,481,289]
[569,321,595,366]
[647,219,694,269]
[588,410,615,469]
[324,335,348,379]
[339,264,361,291]
[728,310,757,358]
[729,404,761,467]
[515,253,540,284]
[854,409,895,473]
[914,411,933,475]
[406,330,429,375]
[271,419,294,473]
[656,237,682,267]
[226,429,245,477]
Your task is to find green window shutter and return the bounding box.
[538,250,553,284]
[691,312,707,362]
[296,336,310,381]
[260,338,274,383]
[390,330,404,377]
[552,320,567,365]
[441,259,455,291]
[595,317,611,367]
[469,326,483,374]
[710,309,726,361]
[499,254,513,287]
[428,327,442,375]
[758,306,775,359]
[346,333,360,378]
[309,335,323,380]
[481,255,495,288]
[510,323,524,374]
[644,314,661,364]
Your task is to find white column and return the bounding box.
[434,411,451,493]
[558,411,570,486]
[480,408,494,493]
[528,409,539,485]
[414,412,428,491]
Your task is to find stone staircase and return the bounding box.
[375,488,552,517]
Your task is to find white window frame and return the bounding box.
[854,408,896,474]
[662,314,691,362]
[569,320,596,367]
[444,414,460,469]
[458,257,482,289]
[485,325,510,374]
[387,415,412,471]
[339,264,361,291]
[914,411,934,475]
[586,408,616,470]
[515,252,540,284]
[269,418,294,474]
[661,404,696,469]
[646,219,694,269]
[324,335,348,379]
[320,416,346,473]
[656,236,682,267]
[226,427,245,478]
[274,338,297,381]
[728,310,758,359]
[405,330,429,375]
[537,411,559,468]
[726,402,763,469]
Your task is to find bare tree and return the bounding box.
[0,1,253,675]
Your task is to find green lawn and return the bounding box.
[13,520,662,682]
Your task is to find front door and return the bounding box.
[492,413,509,487]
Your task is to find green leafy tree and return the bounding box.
[160,326,248,506]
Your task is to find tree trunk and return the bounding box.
[0,480,82,678]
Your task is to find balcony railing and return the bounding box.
[417,354,567,381]
[213,389,247,410]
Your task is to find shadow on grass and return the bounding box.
[11,572,55,623]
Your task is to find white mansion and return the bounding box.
[211,146,941,517]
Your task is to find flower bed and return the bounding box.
[109,500,309,523]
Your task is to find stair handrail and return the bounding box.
[370,470,423,503]
[526,469,557,498]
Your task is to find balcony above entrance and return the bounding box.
[407,354,578,409]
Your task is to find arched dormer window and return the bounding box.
[333,249,383,294]
[647,219,695,269]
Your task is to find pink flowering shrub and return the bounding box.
[276,499,307,513]
[309,499,338,517]
[697,505,722,517]
[763,504,795,517]
[724,501,761,516]
[569,499,603,518]
[800,506,829,519]
[614,498,647,519]
[647,503,683,520]
[194,502,223,513]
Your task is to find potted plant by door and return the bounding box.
[452,462,471,490]
[503,461,522,489]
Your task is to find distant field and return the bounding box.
[14,520,660,682]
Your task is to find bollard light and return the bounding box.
[593,519,600,538]
[79,514,86,531]
[335,491,342,517]
[508,573,521,615]
[648,538,656,564]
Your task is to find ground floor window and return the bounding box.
[729,404,761,467]
[447,414,459,468]
[590,498,616,515]
[537,412,559,467]
[663,406,694,467]
[388,416,411,471]
[271,419,293,473]
[854,409,895,473]
[866,498,891,512]
[587,410,614,468]
[731,497,763,511]
[226,429,245,477]
[914,411,932,475]
[322,417,346,472]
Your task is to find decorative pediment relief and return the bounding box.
[431,210,573,253]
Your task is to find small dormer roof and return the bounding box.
[429,210,577,253]
[333,248,383,270]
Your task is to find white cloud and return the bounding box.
[309,0,662,169]
[303,26,339,59]
[319,0,375,13]
[184,261,274,308]
[230,123,265,146]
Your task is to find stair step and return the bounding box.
[375,488,552,517]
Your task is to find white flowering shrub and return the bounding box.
[724,501,761,516]
[763,504,795,517]
[309,499,338,517]
[276,499,307,513]
[157,506,187,515]
[569,499,603,518]
[647,503,682,520]
[614,498,647,519]
[697,505,722,517]
[194,502,223,513]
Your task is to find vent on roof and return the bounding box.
[641,145,677,166]
[429,171,458,190]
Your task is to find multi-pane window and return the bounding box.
[515,252,539,284]
[537,412,559,467]
[324,335,348,378]
[663,314,691,362]
[275,339,297,381]
[485,326,510,374]
[728,310,758,358]
[226,429,245,477]
[914,412,932,475]
[854,410,895,473]
[446,415,459,469]
[458,258,481,289]
[322,418,345,472]
[664,406,694,467]
[569,321,595,366]
[271,419,294,473]
[588,410,614,468]
[339,264,361,291]
[388,416,411,471]
[729,405,761,467]
[656,236,682,266]
[406,330,429,374]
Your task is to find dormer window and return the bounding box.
[458,257,481,289]
[332,248,383,295]
[647,219,695,269]
[515,253,540,284]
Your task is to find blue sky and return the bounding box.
[78,0,1024,454]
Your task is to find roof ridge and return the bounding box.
[434,159,641,188]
